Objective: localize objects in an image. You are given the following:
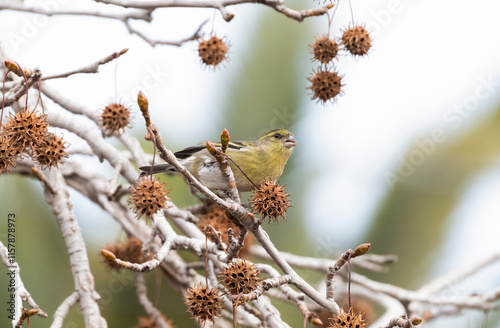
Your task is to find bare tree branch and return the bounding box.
[125,19,208,47]
[134,273,172,328]
[95,0,332,22]
[0,241,48,325]
[50,292,79,328]
[0,2,151,21]
[37,169,107,327]
[2,67,42,108]
[42,49,128,80]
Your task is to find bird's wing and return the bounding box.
[174,145,207,159]
[174,142,247,159]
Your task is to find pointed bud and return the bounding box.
[137,91,148,112]
[5,60,21,75]
[206,140,216,156]
[411,317,422,325]
[326,3,334,9]
[101,249,116,263]
[354,243,371,257]
[137,91,151,126]
[27,309,39,317]
[220,129,230,153]
[119,48,129,55]
[311,317,323,326]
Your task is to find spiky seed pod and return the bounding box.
[341,25,372,56]
[221,259,262,295]
[198,204,233,233]
[103,236,149,271]
[129,177,170,220]
[0,135,21,175]
[198,36,229,68]
[307,69,343,104]
[343,299,374,324]
[185,284,224,324]
[310,35,339,64]
[133,315,174,328]
[2,108,49,150]
[198,204,254,256]
[33,133,68,169]
[100,102,131,136]
[318,299,375,327]
[250,178,291,223]
[328,309,366,328]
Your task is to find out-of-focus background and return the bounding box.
[1,0,500,327]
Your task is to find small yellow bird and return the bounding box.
[139,129,296,192]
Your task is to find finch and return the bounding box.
[139,129,296,192]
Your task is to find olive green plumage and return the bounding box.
[139,129,296,192]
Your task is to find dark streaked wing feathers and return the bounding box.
[174,142,244,159]
[174,145,206,159]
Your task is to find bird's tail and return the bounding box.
[139,163,177,176]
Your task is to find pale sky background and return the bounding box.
[1,0,500,327]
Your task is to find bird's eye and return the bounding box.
[273,133,280,139]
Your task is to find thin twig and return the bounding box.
[42,49,128,80]
[0,2,151,20]
[125,19,208,47]
[135,272,171,328]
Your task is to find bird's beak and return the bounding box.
[283,136,297,149]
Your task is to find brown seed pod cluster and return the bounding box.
[2,109,49,150]
[103,236,150,271]
[317,298,374,328]
[339,298,375,324]
[0,135,20,174]
[185,284,224,325]
[328,308,366,328]
[0,108,68,173]
[198,204,254,256]
[307,7,372,104]
[250,178,292,223]
[342,25,371,57]
[307,69,343,104]
[221,259,262,295]
[99,102,131,136]
[34,133,69,169]
[310,35,339,65]
[198,35,229,69]
[129,177,170,220]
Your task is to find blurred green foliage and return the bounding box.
[365,106,500,292]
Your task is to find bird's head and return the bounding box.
[259,129,297,151]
